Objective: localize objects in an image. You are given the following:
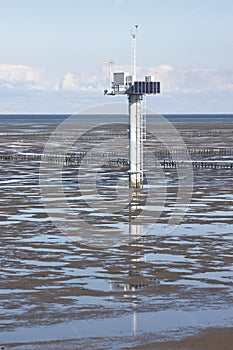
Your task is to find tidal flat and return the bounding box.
[0,121,232,349]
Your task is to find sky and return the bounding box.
[0,0,232,114]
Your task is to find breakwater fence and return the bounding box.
[0,149,233,170]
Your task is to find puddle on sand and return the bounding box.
[0,122,233,349]
[1,307,233,346]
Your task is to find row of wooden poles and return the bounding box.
[0,152,233,169]
[153,148,233,156]
[161,160,233,169]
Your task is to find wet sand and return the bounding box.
[125,327,233,350]
[4,327,233,349]
[0,121,232,349]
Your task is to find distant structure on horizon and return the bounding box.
[104,25,161,188]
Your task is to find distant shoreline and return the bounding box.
[0,113,233,116]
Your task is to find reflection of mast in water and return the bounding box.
[113,189,147,292]
[129,190,142,337]
[129,190,142,241]
[128,189,146,288]
[110,188,148,336]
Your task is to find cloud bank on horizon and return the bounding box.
[0,0,232,114]
[0,63,232,114]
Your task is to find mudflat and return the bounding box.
[0,121,232,349]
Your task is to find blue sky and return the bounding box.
[0,0,232,113]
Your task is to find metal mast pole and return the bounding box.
[104,26,160,189]
[128,93,143,188]
[129,25,143,188]
[131,25,138,83]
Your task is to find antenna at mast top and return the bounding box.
[131,25,138,82]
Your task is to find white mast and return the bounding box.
[105,26,160,188]
[131,25,138,83]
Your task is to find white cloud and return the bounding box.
[0,64,45,89]
[100,63,233,93]
[60,71,106,92]
[2,63,232,95]
[61,72,78,91]
[141,65,233,93]
[0,63,232,113]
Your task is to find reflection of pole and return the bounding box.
[132,309,137,336]
[129,94,143,188]
[129,190,142,239]
[129,191,142,337]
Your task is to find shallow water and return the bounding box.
[0,122,233,349]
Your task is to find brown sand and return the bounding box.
[123,327,233,350]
